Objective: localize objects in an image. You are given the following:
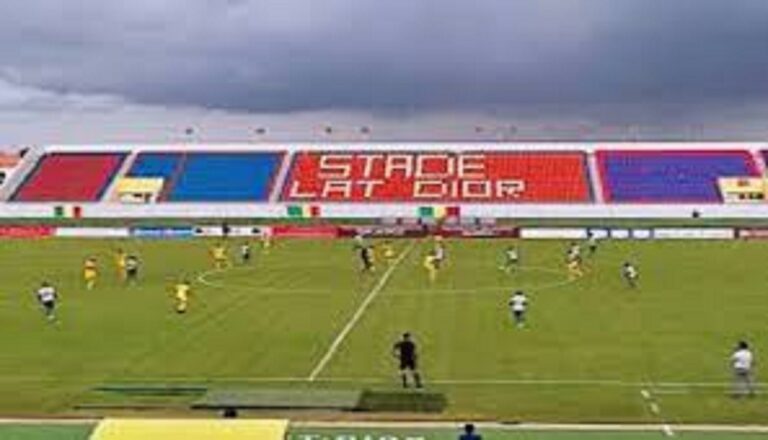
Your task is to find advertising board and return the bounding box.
[130,226,195,238]
[55,227,130,238]
[653,228,734,239]
[0,225,54,238]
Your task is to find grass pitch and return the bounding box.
[2,424,768,440]
[0,236,767,424]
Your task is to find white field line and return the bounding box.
[0,419,768,433]
[307,241,416,381]
[640,387,675,437]
[195,267,229,288]
[0,418,766,433]
[292,420,768,433]
[183,286,571,298]
[196,264,579,296]
[23,375,763,389]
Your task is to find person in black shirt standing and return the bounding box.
[393,332,423,388]
[360,245,375,273]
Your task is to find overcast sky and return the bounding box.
[1,0,767,143]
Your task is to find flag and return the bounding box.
[286,204,321,218]
[418,206,436,218]
[417,205,459,219]
[446,206,461,217]
[53,205,82,219]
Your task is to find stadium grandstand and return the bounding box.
[2,142,768,218]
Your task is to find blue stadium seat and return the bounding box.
[168,152,283,202]
[598,150,757,203]
[127,153,183,179]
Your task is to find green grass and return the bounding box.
[0,425,93,440]
[289,427,768,440]
[1,237,768,424]
[2,425,768,440]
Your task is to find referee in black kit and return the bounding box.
[393,332,423,388]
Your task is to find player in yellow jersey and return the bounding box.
[567,259,584,280]
[423,251,439,283]
[173,280,191,314]
[381,240,396,265]
[566,243,584,281]
[114,248,127,281]
[211,243,230,269]
[83,257,98,290]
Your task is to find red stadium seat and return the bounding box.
[13,153,127,202]
[282,151,591,202]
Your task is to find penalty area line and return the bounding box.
[307,240,416,382]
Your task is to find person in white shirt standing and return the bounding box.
[731,340,755,398]
[508,290,528,328]
[587,231,599,256]
[36,282,58,322]
[622,262,639,289]
[501,245,520,274]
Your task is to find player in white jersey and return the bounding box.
[240,242,252,264]
[731,340,755,398]
[36,282,57,321]
[501,246,520,273]
[587,232,599,256]
[622,262,639,288]
[353,233,366,250]
[434,243,446,268]
[508,290,528,328]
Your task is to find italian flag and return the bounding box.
[286,204,321,218]
[53,205,83,219]
[418,205,460,219]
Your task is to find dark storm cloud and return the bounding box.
[1,0,768,112]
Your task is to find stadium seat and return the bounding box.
[598,150,758,203]
[282,151,592,202]
[167,152,283,202]
[127,152,183,179]
[13,153,127,202]
[126,152,184,200]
